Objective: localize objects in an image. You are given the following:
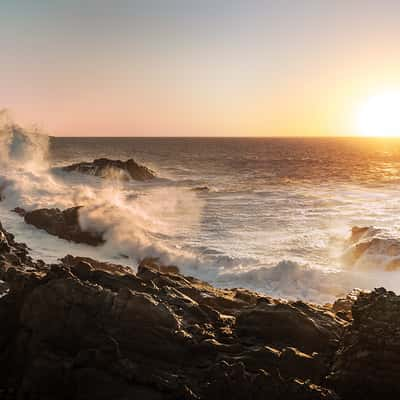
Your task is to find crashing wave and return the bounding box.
[0,113,203,267]
[216,260,354,303]
[0,110,48,169]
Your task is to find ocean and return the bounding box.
[3,134,400,303]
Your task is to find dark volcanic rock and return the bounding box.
[24,206,104,246]
[329,288,400,399]
[331,289,363,321]
[3,220,400,399]
[61,254,132,275]
[0,221,38,271]
[62,158,155,181]
[236,300,343,355]
[138,257,180,275]
[0,222,342,399]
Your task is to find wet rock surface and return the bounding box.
[343,225,400,270]
[331,289,364,321]
[22,206,105,246]
[329,288,400,399]
[0,221,396,399]
[62,158,155,181]
[191,186,210,192]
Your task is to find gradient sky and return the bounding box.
[2,0,400,137]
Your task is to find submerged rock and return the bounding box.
[62,158,155,181]
[23,206,104,246]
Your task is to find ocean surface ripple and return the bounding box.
[3,121,400,302]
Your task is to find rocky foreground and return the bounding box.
[0,222,399,399]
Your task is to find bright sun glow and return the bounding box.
[355,90,400,137]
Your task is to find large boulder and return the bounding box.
[331,289,364,321]
[23,206,104,246]
[342,226,400,270]
[236,300,344,355]
[62,158,155,181]
[61,255,132,275]
[138,257,180,275]
[329,288,400,399]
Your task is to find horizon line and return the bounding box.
[50,135,400,139]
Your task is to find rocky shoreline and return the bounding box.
[0,220,398,399]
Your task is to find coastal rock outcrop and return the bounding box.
[0,222,343,399]
[62,158,155,181]
[342,226,400,270]
[329,288,400,399]
[22,206,104,246]
[236,300,342,354]
[0,221,38,270]
[0,220,399,399]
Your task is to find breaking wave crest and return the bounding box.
[2,112,400,303]
[0,113,203,267]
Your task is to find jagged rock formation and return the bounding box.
[0,222,341,399]
[0,220,398,399]
[342,226,400,270]
[331,289,364,322]
[21,206,104,246]
[138,257,180,275]
[329,288,400,399]
[0,221,38,269]
[62,158,155,181]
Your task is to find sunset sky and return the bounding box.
[2,0,400,137]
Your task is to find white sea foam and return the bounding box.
[0,114,203,267]
[2,115,400,303]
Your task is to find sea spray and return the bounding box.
[0,114,205,268]
[0,110,48,169]
[0,111,58,209]
[4,118,400,303]
[77,184,204,266]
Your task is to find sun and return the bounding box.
[355,90,400,137]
